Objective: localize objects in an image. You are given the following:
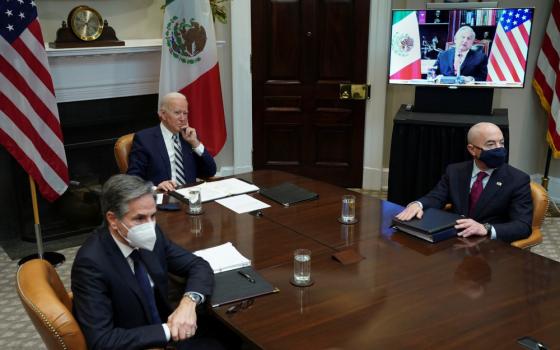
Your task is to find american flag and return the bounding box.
[533,0,560,158]
[486,8,533,84]
[0,0,68,201]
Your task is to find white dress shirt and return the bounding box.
[159,123,205,183]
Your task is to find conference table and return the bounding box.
[157,170,560,349]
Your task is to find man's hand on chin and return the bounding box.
[455,218,487,238]
[167,296,197,341]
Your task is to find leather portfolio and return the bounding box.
[392,208,463,243]
[259,182,318,207]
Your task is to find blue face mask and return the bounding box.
[478,147,507,169]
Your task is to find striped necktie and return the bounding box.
[172,134,186,186]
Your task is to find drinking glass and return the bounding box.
[293,249,311,286]
[188,188,202,214]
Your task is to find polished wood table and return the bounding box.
[157,170,560,350]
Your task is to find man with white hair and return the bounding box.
[434,26,488,81]
[127,92,217,191]
[396,122,532,242]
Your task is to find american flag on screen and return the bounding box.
[0,0,68,201]
[486,8,533,84]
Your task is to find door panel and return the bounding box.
[252,0,370,187]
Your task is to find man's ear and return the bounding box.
[106,211,119,231]
[466,144,476,157]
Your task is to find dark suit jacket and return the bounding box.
[127,125,217,185]
[71,225,214,350]
[418,161,532,242]
[435,47,488,81]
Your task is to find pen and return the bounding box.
[238,271,256,283]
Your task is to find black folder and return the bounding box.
[391,208,463,243]
[210,266,279,307]
[259,182,318,207]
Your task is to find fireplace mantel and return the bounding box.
[46,39,226,103]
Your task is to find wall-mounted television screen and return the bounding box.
[388,8,534,88]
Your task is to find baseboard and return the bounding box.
[362,167,389,190]
[217,165,253,177]
[531,174,560,204]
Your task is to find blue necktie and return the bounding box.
[129,250,162,324]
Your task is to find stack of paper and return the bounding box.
[216,194,270,214]
[177,178,259,202]
[194,242,251,273]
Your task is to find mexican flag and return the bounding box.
[159,0,226,156]
[389,11,421,80]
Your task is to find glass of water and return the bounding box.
[292,249,312,287]
[340,195,357,224]
[188,188,202,215]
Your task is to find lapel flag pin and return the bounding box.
[496,182,502,187]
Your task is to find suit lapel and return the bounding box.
[100,229,154,323]
[473,165,507,218]
[154,128,172,179]
[456,161,473,216]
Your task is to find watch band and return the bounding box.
[184,292,202,305]
[483,223,492,236]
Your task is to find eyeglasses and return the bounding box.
[226,298,254,314]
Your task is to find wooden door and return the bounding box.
[251,0,370,188]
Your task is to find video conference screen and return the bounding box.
[388,8,534,88]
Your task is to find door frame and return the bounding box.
[231,0,391,189]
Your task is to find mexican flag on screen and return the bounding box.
[159,0,226,155]
[390,11,421,80]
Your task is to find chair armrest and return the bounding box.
[511,228,543,249]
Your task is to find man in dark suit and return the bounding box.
[395,122,532,243]
[127,92,217,192]
[434,26,488,81]
[71,174,220,350]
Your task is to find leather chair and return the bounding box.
[114,133,135,173]
[511,181,549,249]
[16,259,87,350]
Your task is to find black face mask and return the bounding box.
[478,147,507,169]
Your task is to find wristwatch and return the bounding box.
[184,292,202,305]
[483,223,492,236]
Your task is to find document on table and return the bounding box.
[215,194,270,214]
[177,178,259,202]
[194,242,251,273]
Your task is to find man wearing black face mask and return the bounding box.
[395,122,532,243]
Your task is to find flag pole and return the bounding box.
[17,175,65,266]
[28,175,44,259]
[542,147,552,191]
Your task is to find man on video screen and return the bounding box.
[434,26,488,81]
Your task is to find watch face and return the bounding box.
[69,6,104,41]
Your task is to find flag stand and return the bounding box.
[17,175,65,267]
[542,148,552,191]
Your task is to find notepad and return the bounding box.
[177,178,259,202]
[216,194,270,214]
[193,242,251,273]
